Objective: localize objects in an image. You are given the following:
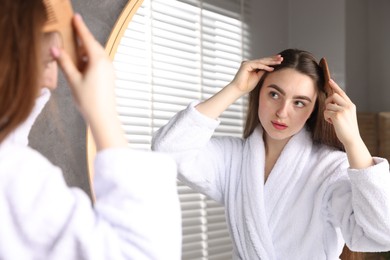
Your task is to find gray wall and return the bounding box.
[367,0,390,112]
[29,0,127,196]
[346,0,369,111]
[346,0,390,112]
[250,0,346,86]
[250,0,390,112]
[249,0,288,58]
[288,0,346,87]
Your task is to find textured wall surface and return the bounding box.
[29,0,128,197]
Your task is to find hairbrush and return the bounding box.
[319,57,333,96]
[42,0,78,64]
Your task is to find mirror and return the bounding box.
[87,1,390,259]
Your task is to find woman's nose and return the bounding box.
[276,102,288,118]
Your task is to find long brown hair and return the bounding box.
[0,0,47,142]
[243,48,343,151]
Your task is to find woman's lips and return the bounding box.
[271,121,288,130]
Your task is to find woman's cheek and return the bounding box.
[40,62,58,90]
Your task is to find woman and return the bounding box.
[152,49,390,259]
[0,1,181,259]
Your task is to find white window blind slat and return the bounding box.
[153,78,200,91]
[115,81,149,91]
[114,59,149,72]
[202,71,236,82]
[153,45,199,60]
[153,53,198,68]
[203,56,239,68]
[202,26,242,39]
[153,2,200,22]
[153,97,195,109]
[153,87,200,100]
[113,0,250,258]
[153,38,198,54]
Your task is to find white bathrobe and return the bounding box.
[0,89,182,260]
[152,102,390,260]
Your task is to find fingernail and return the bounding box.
[50,47,60,58]
[75,13,83,21]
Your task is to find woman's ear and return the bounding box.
[40,32,61,90]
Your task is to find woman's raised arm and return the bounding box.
[196,56,283,119]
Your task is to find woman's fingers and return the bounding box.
[328,79,352,102]
[252,55,283,64]
[325,79,355,111]
[241,55,283,73]
[52,14,98,76]
[71,14,106,72]
[51,46,81,87]
[73,14,95,51]
[251,55,283,68]
[323,78,360,146]
[325,93,348,108]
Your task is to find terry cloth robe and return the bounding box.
[152,101,390,260]
[0,89,182,260]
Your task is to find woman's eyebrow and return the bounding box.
[267,84,313,103]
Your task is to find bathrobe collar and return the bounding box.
[242,125,313,259]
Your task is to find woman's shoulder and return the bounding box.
[313,142,347,161]
[310,143,350,183]
[211,134,245,150]
[0,144,61,179]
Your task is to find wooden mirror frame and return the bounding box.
[86,0,144,199]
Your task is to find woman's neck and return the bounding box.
[263,132,290,183]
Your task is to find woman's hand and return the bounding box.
[324,79,373,168]
[324,79,359,146]
[195,55,283,119]
[51,14,115,120]
[230,55,283,93]
[51,14,126,150]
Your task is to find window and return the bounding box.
[112,0,251,258]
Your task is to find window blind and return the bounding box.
[112,0,251,258]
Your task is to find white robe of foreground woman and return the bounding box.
[0,89,182,260]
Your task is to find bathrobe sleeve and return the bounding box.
[0,87,181,259]
[152,102,240,204]
[325,157,390,252]
[0,146,181,260]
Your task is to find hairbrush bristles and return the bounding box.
[42,0,77,64]
[43,0,57,24]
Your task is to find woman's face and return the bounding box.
[258,68,317,144]
[40,32,61,90]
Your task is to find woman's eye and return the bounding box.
[295,100,305,108]
[269,91,279,99]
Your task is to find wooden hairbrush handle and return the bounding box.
[319,57,333,96]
